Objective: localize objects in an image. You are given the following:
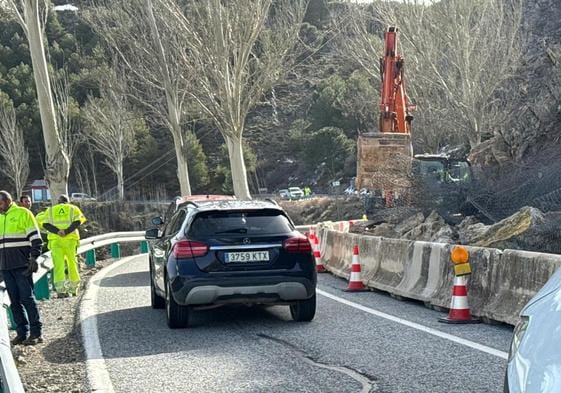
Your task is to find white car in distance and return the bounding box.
[70,192,96,202]
[288,187,304,200]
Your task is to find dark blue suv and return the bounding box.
[145,198,317,328]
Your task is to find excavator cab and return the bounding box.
[411,154,474,221]
[413,154,472,185]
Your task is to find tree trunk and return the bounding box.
[15,177,22,200]
[169,106,191,196]
[87,145,99,197]
[117,163,125,201]
[25,0,69,199]
[226,134,251,200]
[145,0,191,196]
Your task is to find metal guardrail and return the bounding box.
[0,231,147,393]
[0,291,23,393]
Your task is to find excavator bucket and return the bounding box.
[356,132,413,192]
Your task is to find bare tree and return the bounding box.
[87,0,200,196]
[82,72,137,201]
[338,0,523,152]
[52,69,83,163]
[0,99,30,196]
[1,0,70,197]
[161,0,308,199]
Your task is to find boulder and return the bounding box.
[368,223,399,238]
[403,210,448,241]
[431,225,457,243]
[469,206,542,248]
[464,206,561,253]
[394,212,425,235]
[457,216,489,244]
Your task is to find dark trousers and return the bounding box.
[2,268,42,338]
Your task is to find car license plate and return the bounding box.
[225,251,270,263]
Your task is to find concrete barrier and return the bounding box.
[481,249,561,325]
[317,227,356,279]
[367,237,410,293]
[393,241,447,303]
[315,222,561,326]
[429,245,501,316]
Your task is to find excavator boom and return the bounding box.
[379,27,411,134]
[356,26,413,191]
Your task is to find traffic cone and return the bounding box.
[313,235,326,273]
[309,226,316,242]
[344,245,367,292]
[438,275,480,324]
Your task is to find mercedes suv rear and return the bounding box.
[145,199,317,328]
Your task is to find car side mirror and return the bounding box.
[151,216,164,226]
[145,228,160,240]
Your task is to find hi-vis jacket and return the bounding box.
[0,203,42,270]
[36,203,87,241]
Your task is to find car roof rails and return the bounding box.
[264,198,279,206]
[175,196,199,208]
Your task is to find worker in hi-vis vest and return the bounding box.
[36,195,86,297]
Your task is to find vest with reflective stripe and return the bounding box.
[0,203,42,270]
[43,203,85,241]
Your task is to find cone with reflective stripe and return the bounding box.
[438,275,480,324]
[313,235,326,273]
[344,245,367,292]
[309,226,316,242]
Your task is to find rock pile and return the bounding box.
[352,206,561,254]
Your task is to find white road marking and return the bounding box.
[81,255,145,392]
[317,288,509,360]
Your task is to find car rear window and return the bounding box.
[188,209,293,238]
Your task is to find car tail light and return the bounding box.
[173,240,208,258]
[283,235,312,253]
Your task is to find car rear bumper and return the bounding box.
[171,275,315,306]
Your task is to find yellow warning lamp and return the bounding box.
[450,246,471,276]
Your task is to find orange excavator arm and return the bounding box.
[379,27,413,134]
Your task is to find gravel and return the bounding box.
[10,260,113,392]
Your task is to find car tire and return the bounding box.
[150,275,165,310]
[165,279,190,329]
[290,293,316,322]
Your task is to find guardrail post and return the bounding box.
[140,240,149,254]
[34,273,50,300]
[111,243,121,259]
[85,249,96,267]
[5,307,15,331]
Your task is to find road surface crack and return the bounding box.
[257,333,378,393]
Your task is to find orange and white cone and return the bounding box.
[313,235,326,273]
[309,226,316,242]
[344,245,367,292]
[438,275,480,324]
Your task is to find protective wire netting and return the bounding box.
[357,149,561,254]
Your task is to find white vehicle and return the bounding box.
[70,192,96,202]
[288,187,304,200]
[278,189,290,199]
[504,266,561,392]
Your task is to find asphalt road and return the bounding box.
[88,255,513,393]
